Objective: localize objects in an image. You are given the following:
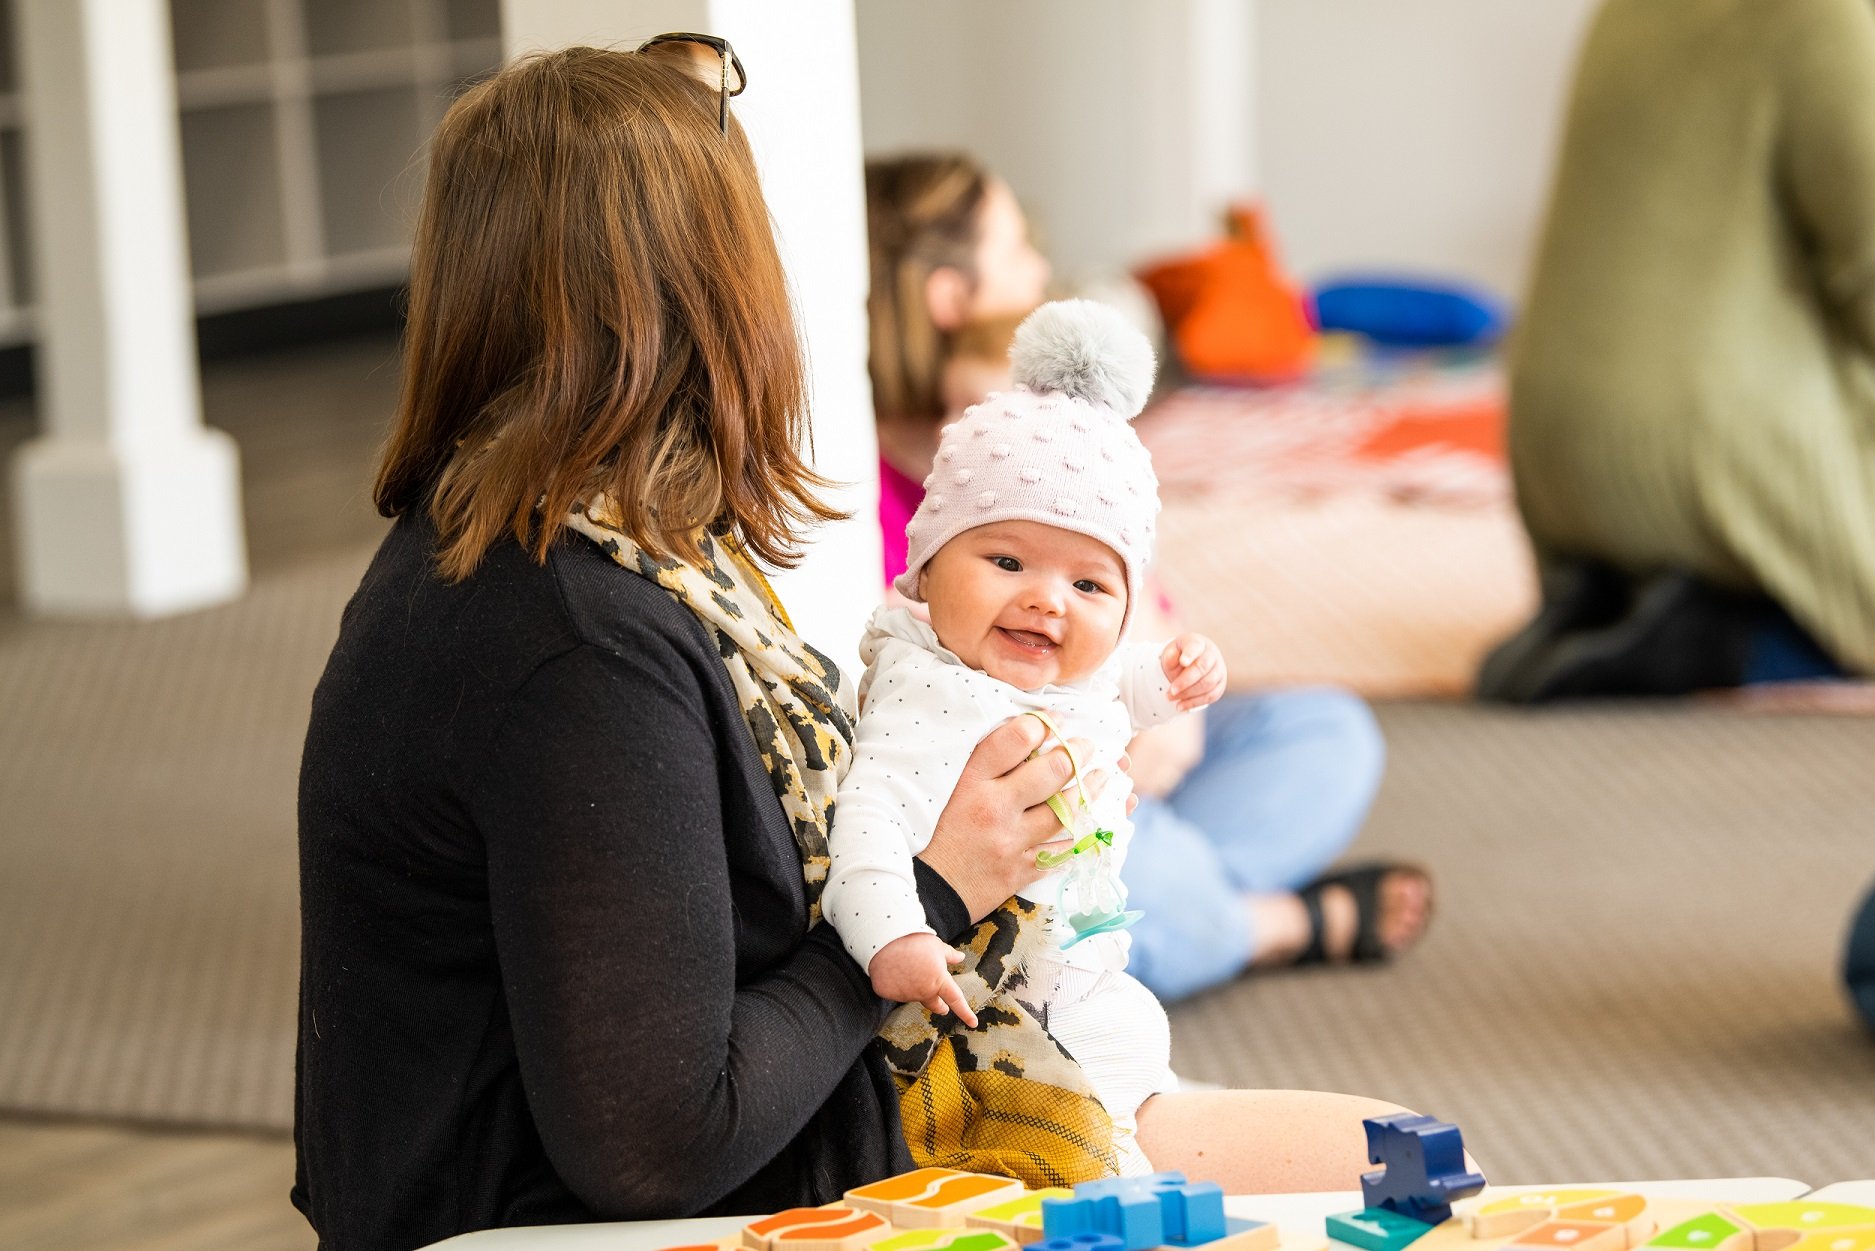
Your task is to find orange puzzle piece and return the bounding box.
[1506,1220,1630,1251]
[743,1206,892,1251]
[846,1170,970,1219]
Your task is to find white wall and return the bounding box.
[1256,0,1600,299]
[858,0,1600,303]
[857,0,1255,288]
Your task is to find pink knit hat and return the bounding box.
[895,299,1161,633]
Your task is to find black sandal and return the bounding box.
[1294,861,1433,965]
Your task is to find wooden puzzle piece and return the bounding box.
[743,1207,892,1251]
[1075,1174,1229,1248]
[847,1170,972,1219]
[1031,1234,1128,1251]
[1360,1115,1487,1227]
[1044,1172,1236,1251]
[868,1229,1022,1251]
[1330,1207,1438,1251]
[1193,1216,1282,1251]
[887,1175,1028,1228]
[1779,1234,1875,1251]
[1641,1212,1753,1251]
[1556,1195,1653,1246]
[1728,1204,1875,1251]
[968,1189,1075,1245]
[1472,1193,1628,1240]
[1503,1220,1627,1251]
[1043,1191,1164,1251]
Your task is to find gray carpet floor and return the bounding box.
[2,336,1872,1188]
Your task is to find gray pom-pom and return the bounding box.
[1009,299,1157,419]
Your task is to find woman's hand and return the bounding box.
[919,715,1115,922]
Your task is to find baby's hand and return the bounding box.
[1161,633,1227,711]
[868,933,978,1027]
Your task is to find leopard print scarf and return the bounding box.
[567,502,849,919]
[571,502,1118,1186]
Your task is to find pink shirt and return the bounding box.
[878,455,923,585]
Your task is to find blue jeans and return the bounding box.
[1123,687,1386,1002]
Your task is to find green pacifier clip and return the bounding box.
[1023,710,1113,868]
[1023,710,1142,946]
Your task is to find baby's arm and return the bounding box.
[1161,633,1227,711]
[1116,634,1228,728]
[825,647,1001,1018]
[868,933,977,1026]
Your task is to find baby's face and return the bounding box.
[920,520,1127,690]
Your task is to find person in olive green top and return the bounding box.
[1482,0,1875,700]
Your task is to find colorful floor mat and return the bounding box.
[1139,362,1535,698]
[1142,363,1875,709]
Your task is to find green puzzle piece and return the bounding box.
[1647,1213,1747,1250]
[1328,1207,1436,1251]
[870,1231,1014,1251]
[1732,1205,1875,1232]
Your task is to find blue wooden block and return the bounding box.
[1327,1207,1438,1251]
[1074,1173,1189,1201]
[1031,1235,1126,1251]
[1069,1173,1226,1248]
[1159,1179,1226,1246]
[1357,1114,1486,1226]
[1042,1194,1163,1251]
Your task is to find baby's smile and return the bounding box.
[920,520,1128,690]
[995,626,1060,651]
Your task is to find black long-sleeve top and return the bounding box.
[293,512,971,1250]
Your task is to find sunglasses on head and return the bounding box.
[637,31,747,137]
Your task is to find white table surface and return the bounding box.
[422,1177,1834,1250]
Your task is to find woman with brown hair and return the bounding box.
[866,154,1431,1002]
[296,44,1426,1251]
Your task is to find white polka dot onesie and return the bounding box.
[823,606,1185,1171]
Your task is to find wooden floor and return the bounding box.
[0,1119,310,1251]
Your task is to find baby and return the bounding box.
[822,299,1225,1175]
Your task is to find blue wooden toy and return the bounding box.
[1042,1173,1229,1251]
[1030,1235,1126,1251]
[1357,1114,1486,1226]
[1041,1186,1162,1251]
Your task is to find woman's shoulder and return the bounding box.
[541,529,719,661]
[346,514,719,685]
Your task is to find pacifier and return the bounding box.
[1024,712,1143,947]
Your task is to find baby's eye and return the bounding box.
[991,556,1022,572]
[1074,579,1107,594]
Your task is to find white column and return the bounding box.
[501,0,881,672]
[8,0,246,617]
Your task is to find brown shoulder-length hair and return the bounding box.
[864,153,991,422]
[376,44,842,581]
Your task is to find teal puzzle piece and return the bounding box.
[1328,1207,1438,1251]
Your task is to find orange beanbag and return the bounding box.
[1135,203,1317,384]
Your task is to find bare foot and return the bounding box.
[1243,864,1433,968]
